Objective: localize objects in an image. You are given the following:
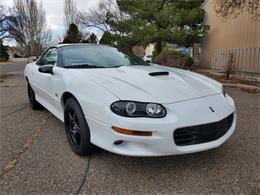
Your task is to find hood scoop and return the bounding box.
[149,71,169,76]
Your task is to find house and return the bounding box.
[7,47,24,60]
[201,0,260,75]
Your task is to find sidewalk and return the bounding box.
[194,68,260,93]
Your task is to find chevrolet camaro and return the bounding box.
[24,44,236,156]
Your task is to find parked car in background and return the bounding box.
[24,44,236,156]
[143,54,153,62]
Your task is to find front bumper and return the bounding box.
[86,94,236,156]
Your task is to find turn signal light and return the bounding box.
[112,126,152,136]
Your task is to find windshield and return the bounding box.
[59,45,149,68]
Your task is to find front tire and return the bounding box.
[27,83,42,110]
[64,97,92,155]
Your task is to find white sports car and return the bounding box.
[24,44,236,156]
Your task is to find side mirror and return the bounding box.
[38,65,54,74]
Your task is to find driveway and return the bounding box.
[0,63,259,194]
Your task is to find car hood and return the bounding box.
[71,65,222,104]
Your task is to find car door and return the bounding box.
[30,48,58,113]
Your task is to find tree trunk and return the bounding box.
[155,40,162,54]
[192,43,200,66]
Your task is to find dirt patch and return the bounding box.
[239,86,260,93]
[0,85,25,88]
[0,74,24,81]
[0,62,17,65]
[0,74,14,79]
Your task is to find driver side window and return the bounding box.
[39,48,57,66]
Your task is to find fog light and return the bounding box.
[112,126,152,136]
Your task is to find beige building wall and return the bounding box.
[201,0,260,72]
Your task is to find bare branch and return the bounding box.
[13,0,53,56]
[64,0,77,28]
[0,3,24,42]
[77,0,123,33]
[214,0,260,20]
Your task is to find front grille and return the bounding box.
[174,113,234,146]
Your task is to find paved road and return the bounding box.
[0,63,259,194]
[0,62,27,73]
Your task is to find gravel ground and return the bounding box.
[0,65,259,194]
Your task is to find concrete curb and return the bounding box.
[209,71,260,83]
[222,83,260,93]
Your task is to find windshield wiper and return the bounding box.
[127,64,150,66]
[112,64,149,68]
[64,64,106,69]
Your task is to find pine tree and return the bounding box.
[88,33,98,43]
[81,33,98,43]
[105,0,206,53]
[99,32,112,45]
[62,23,82,43]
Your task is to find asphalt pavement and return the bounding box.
[0,62,27,73]
[0,62,259,194]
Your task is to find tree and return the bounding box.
[64,0,77,28]
[13,0,52,56]
[77,0,116,32]
[82,33,98,43]
[62,23,82,43]
[114,0,206,54]
[78,0,207,53]
[0,40,9,61]
[214,0,260,20]
[99,31,113,44]
[77,0,127,48]
[89,33,98,43]
[0,3,24,42]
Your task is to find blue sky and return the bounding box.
[2,0,107,45]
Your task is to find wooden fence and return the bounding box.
[211,47,260,73]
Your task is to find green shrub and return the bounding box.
[182,55,193,67]
[154,49,193,69]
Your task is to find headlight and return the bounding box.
[111,101,166,118]
[222,87,226,97]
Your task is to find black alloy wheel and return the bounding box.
[64,97,92,155]
[67,108,81,146]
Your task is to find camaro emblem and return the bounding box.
[209,107,215,112]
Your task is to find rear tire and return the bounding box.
[27,83,42,110]
[64,97,92,155]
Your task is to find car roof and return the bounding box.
[56,43,109,48]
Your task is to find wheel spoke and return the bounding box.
[70,133,77,144]
[71,129,77,135]
[74,123,81,133]
[67,109,81,146]
[68,112,73,121]
[72,112,76,121]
